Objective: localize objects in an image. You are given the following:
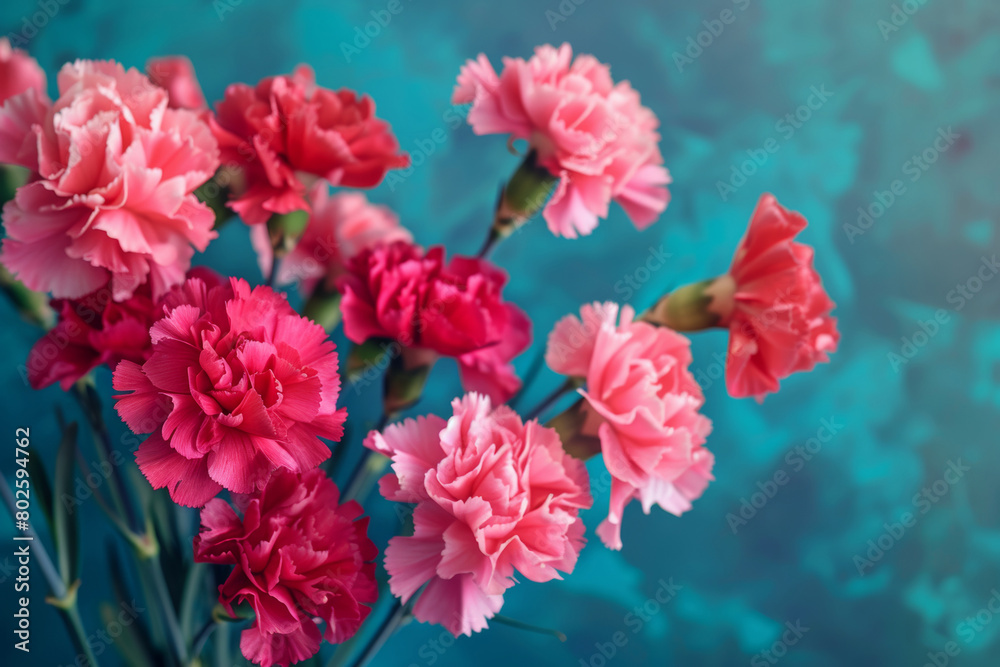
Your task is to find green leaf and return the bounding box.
[25,446,54,529]
[53,422,80,586]
[107,544,161,667]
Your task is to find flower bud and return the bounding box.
[547,397,603,461]
[488,149,558,246]
[644,275,736,332]
[302,285,342,332]
[265,209,310,261]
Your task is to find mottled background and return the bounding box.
[1,0,998,665]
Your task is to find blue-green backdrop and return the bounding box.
[2,0,998,665]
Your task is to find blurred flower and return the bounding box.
[194,468,377,667]
[113,275,346,506]
[453,43,670,238]
[210,65,409,225]
[0,37,46,105]
[646,194,839,400]
[253,183,412,291]
[366,393,591,636]
[547,302,713,550]
[146,55,206,110]
[720,194,840,399]
[338,240,531,405]
[25,267,222,391]
[0,60,220,300]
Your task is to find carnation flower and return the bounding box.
[253,184,412,292]
[194,468,377,667]
[113,275,346,507]
[365,393,591,636]
[210,65,409,225]
[453,43,670,238]
[25,267,222,391]
[0,38,46,105]
[146,56,206,110]
[715,194,839,399]
[0,60,220,301]
[338,240,531,404]
[547,302,713,550]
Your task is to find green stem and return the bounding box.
[348,600,408,667]
[0,475,99,666]
[492,614,566,641]
[524,377,582,422]
[138,551,189,665]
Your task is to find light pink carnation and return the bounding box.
[195,469,377,667]
[253,184,412,291]
[365,393,591,636]
[547,303,713,550]
[453,43,670,238]
[146,56,206,110]
[0,60,220,300]
[113,275,346,507]
[0,38,46,105]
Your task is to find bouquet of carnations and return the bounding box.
[0,39,838,667]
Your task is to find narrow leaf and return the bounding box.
[52,422,80,586]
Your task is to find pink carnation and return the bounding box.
[0,60,220,300]
[453,43,670,238]
[365,393,591,636]
[113,275,347,507]
[210,65,409,225]
[0,38,46,105]
[547,303,713,550]
[146,56,206,110]
[720,194,840,400]
[194,468,377,667]
[254,184,412,291]
[338,241,531,404]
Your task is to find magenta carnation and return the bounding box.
[113,275,346,507]
[338,241,531,404]
[547,302,713,550]
[210,65,410,225]
[365,393,591,636]
[453,43,670,238]
[0,60,220,300]
[194,468,377,667]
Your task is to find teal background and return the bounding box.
[2,0,999,665]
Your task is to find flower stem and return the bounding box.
[71,380,138,532]
[188,618,217,665]
[137,548,189,665]
[524,377,583,422]
[348,600,409,667]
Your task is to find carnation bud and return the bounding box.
[483,149,558,252]
[643,275,736,332]
[547,397,603,461]
[265,209,311,260]
[384,348,436,415]
[302,285,342,332]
